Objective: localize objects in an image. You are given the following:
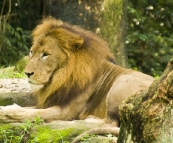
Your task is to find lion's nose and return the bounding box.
[25,72,34,78]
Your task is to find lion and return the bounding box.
[0,17,154,140]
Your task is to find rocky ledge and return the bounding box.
[0,78,31,93]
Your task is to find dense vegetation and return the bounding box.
[127,0,173,76]
[0,0,44,66]
[0,0,173,77]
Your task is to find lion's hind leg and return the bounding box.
[72,116,119,143]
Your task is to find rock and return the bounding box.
[0,92,35,107]
[0,78,117,142]
[0,78,31,93]
[14,56,29,72]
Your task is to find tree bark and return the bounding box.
[100,0,128,67]
[50,0,103,32]
[50,0,128,67]
[118,56,173,143]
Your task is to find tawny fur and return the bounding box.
[0,17,154,141]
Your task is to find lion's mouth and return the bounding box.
[28,78,45,85]
[29,81,38,85]
[28,81,44,92]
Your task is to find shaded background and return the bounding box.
[0,0,173,77]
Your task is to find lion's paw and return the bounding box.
[0,103,26,122]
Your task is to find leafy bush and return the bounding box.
[0,21,31,66]
[127,0,173,76]
[0,0,42,67]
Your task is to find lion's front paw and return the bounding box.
[0,103,27,122]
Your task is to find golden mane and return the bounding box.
[32,18,115,108]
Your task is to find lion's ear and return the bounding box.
[50,28,84,50]
[71,36,84,50]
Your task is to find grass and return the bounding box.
[0,66,26,78]
[0,116,74,143]
[0,116,44,143]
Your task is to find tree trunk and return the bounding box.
[50,0,103,32]
[100,0,128,67]
[50,0,128,67]
[118,56,173,143]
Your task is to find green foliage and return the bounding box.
[0,67,25,78]
[33,127,72,143]
[127,0,173,76]
[0,21,31,66]
[0,0,46,67]
[80,134,97,143]
[0,116,44,143]
[0,71,25,78]
[14,56,29,72]
[0,116,77,143]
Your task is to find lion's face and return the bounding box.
[25,19,113,95]
[25,35,68,87]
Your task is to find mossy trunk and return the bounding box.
[100,0,128,67]
[118,57,173,143]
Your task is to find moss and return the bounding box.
[14,56,29,72]
[0,124,12,130]
[0,124,17,143]
[0,98,13,106]
[0,122,118,143]
[30,126,76,143]
[0,92,35,107]
[0,96,25,106]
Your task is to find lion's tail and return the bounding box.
[72,127,120,143]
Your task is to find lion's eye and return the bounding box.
[42,53,49,59]
[43,53,49,56]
